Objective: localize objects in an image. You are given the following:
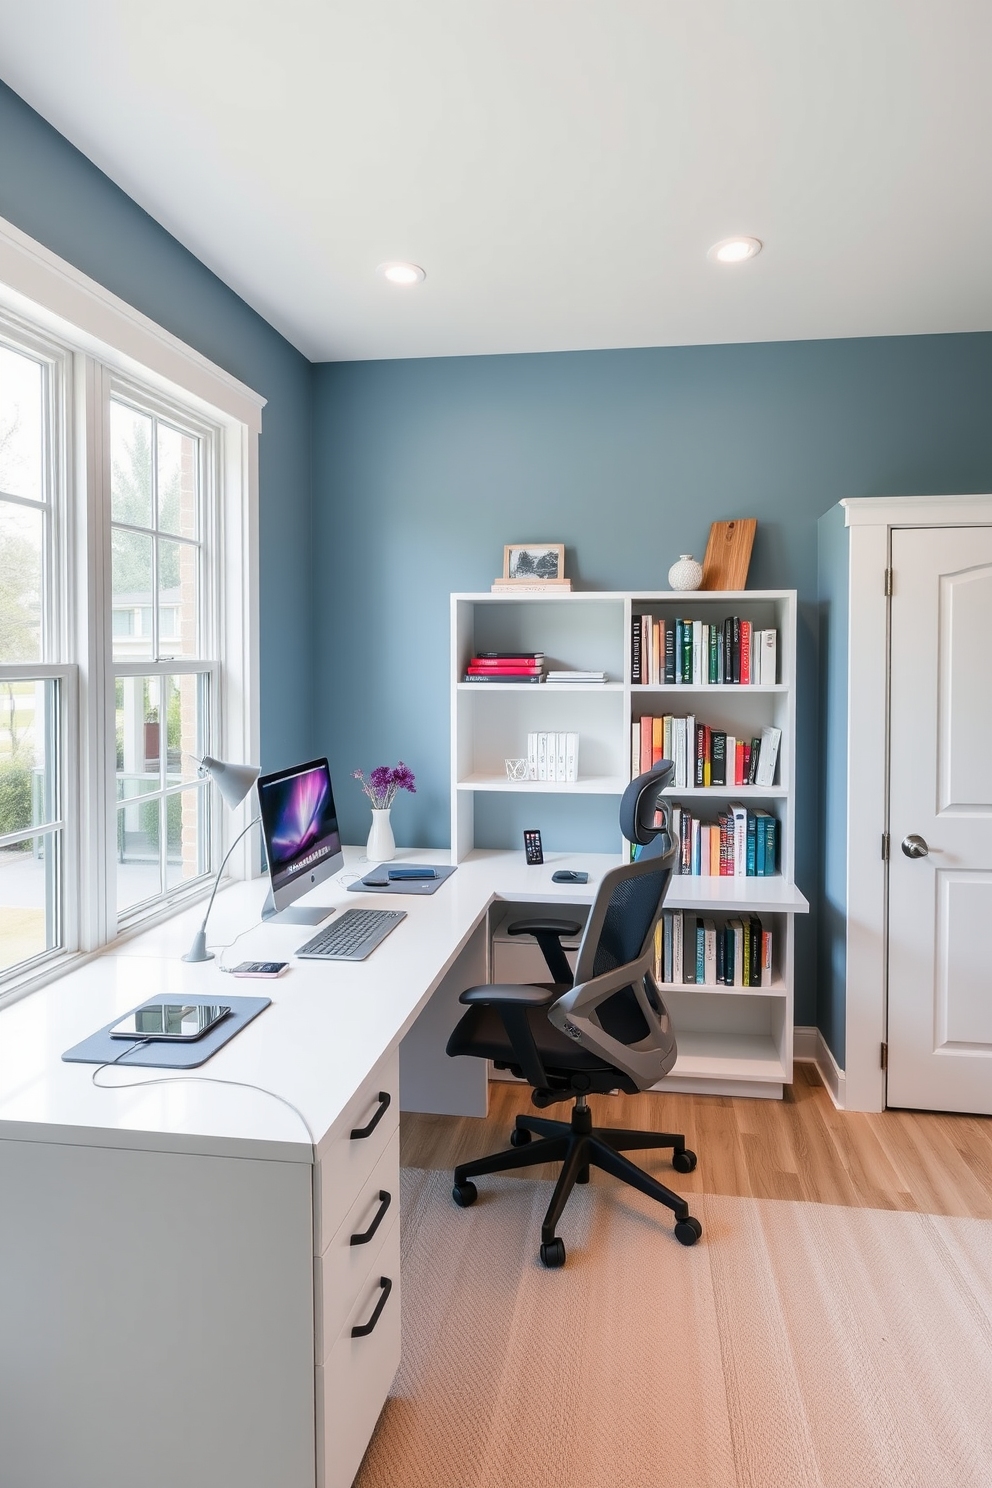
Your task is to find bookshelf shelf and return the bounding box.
[664,877,807,912]
[450,589,808,1099]
[457,682,625,693]
[666,1033,786,1084]
[456,773,629,794]
[660,784,788,799]
[663,977,788,998]
[632,683,788,694]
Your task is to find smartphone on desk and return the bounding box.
[228,961,289,978]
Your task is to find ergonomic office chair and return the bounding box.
[445,761,701,1267]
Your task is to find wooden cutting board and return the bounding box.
[700,519,756,591]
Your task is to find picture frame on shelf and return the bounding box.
[502,543,565,582]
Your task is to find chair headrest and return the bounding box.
[619,761,675,849]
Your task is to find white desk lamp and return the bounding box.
[182,755,260,963]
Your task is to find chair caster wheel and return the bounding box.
[452,1181,478,1207]
[510,1127,532,1147]
[674,1216,702,1246]
[540,1238,566,1268]
[672,1148,697,1174]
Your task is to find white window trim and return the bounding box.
[0,214,265,1002]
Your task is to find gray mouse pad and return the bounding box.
[348,863,456,895]
[62,994,271,1069]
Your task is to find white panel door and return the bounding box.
[887,526,992,1114]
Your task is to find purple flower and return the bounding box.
[354,761,416,809]
[390,762,416,794]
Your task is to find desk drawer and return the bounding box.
[315,1218,401,1488]
[314,1046,399,1252]
[314,1131,399,1361]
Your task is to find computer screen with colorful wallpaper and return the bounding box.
[257,757,343,921]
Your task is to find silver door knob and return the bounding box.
[901,834,929,859]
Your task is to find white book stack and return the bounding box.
[526,730,579,782]
[544,670,607,684]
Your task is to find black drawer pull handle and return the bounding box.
[351,1276,392,1338]
[350,1090,391,1140]
[350,1190,391,1246]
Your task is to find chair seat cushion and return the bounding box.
[446,998,613,1073]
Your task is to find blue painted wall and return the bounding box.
[0,80,313,771]
[312,336,992,1027]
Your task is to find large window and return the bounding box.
[0,233,260,1000]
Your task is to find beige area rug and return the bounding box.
[355,1168,992,1488]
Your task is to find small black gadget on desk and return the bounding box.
[524,829,544,865]
[552,869,589,884]
[228,961,289,978]
[109,1003,231,1041]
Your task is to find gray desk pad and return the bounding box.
[348,862,456,896]
[62,994,271,1069]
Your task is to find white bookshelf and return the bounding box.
[451,589,809,1097]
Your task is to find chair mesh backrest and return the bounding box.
[592,869,669,979]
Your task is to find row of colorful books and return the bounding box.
[632,616,777,686]
[463,650,545,683]
[526,731,579,782]
[655,911,773,987]
[669,803,778,876]
[632,718,781,790]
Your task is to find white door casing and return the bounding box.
[887,526,992,1114]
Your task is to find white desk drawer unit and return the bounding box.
[316,1213,402,1488]
[313,1046,400,1253]
[314,1130,400,1360]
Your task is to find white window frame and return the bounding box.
[0,214,264,1005]
[107,376,220,930]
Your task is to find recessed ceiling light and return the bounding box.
[377,261,426,285]
[708,237,762,264]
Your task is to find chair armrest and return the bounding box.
[505,919,581,986]
[459,983,558,1007]
[505,918,583,938]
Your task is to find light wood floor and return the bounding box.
[400,1064,992,1220]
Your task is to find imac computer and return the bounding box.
[257,758,343,924]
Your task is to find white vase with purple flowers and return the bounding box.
[353,762,416,863]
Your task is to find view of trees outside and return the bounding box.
[0,343,51,969]
[111,399,206,914]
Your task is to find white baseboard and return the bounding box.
[794,1026,846,1109]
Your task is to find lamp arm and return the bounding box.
[182,816,259,963]
[199,815,259,930]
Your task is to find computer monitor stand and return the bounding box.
[260,888,332,925]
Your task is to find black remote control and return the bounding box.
[523,829,544,865]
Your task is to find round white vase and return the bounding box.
[668,554,703,591]
[366,808,396,862]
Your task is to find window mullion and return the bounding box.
[74,356,114,952]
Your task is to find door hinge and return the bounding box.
[884,568,893,597]
[880,1041,888,1070]
[881,832,889,861]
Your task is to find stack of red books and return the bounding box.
[463,651,545,683]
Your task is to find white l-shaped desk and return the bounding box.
[0,846,608,1488]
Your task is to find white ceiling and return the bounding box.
[0,1,990,362]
